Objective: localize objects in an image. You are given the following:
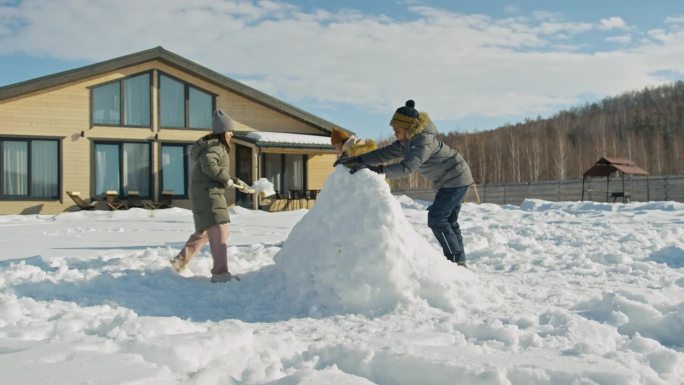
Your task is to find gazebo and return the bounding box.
[582,157,649,203]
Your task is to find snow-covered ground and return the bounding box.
[1,167,683,385]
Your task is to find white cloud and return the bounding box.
[606,34,632,44]
[665,15,684,25]
[0,1,682,127]
[503,5,519,14]
[598,16,629,31]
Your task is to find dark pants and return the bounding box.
[428,185,469,263]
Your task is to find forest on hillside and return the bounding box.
[389,81,684,189]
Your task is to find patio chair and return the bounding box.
[159,190,174,208]
[146,190,174,209]
[287,190,304,210]
[126,190,145,209]
[304,189,319,209]
[66,191,98,210]
[106,190,128,210]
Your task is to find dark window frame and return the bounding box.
[260,153,308,195]
[159,142,193,199]
[89,71,153,129]
[0,137,61,200]
[157,71,217,130]
[92,140,153,198]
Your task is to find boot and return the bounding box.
[446,255,468,269]
[210,271,240,283]
[169,256,188,273]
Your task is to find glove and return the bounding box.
[333,156,360,167]
[349,164,383,175]
[232,178,255,193]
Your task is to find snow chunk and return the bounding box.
[252,178,276,198]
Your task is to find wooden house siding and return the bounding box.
[307,154,336,190]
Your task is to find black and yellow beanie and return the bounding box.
[390,100,420,130]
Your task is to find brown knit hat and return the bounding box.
[330,127,351,145]
[390,100,420,130]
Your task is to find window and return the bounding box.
[284,154,304,192]
[159,75,184,127]
[161,144,194,197]
[262,153,283,193]
[159,73,214,129]
[91,72,151,127]
[94,142,150,197]
[1,138,59,199]
[261,153,306,194]
[188,87,212,128]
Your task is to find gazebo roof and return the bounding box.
[583,157,649,177]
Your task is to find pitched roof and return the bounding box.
[583,157,649,177]
[0,46,341,134]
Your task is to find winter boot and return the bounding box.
[169,256,188,273]
[210,271,240,283]
[446,254,468,269]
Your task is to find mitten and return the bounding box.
[333,156,360,167]
[349,164,383,175]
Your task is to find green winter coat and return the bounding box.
[189,137,231,232]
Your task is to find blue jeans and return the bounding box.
[427,186,468,263]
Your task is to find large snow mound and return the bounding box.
[272,167,501,316]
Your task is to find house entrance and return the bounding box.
[234,144,253,209]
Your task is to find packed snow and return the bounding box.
[0,167,683,384]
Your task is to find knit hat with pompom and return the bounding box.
[389,100,419,130]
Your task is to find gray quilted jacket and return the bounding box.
[358,114,474,191]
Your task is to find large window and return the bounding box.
[261,153,306,194]
[161,144,194,197]
[159,73,214,129]
[91,72,151,127]
[94,142,151,197]
[1,138,59,199]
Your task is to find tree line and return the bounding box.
[388,81,684,189]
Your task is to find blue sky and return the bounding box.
[1,0,683,140]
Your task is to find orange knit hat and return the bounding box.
[330,127,351,145]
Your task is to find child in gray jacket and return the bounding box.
[337,100,473,267]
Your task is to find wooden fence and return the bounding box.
[392,175,684,205]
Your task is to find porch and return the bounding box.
[231,132,336,211]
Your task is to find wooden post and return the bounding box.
[503,184,507,205]
[621,173,626,203]
[646,175,650,201]
[664,176,669,201]
[581,176,585,201]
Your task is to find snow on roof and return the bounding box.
[244,132,331,146]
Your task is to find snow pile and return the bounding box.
[272,166,499,316]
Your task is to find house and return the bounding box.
[0,47,346,214]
